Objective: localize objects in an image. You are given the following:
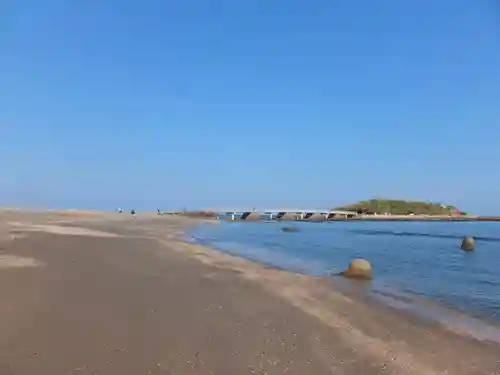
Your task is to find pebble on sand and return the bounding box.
[461,236,475,252]
[341,259,373,280]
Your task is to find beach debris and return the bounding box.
[341,259,373,280]
[461,236,475,252]
[282,227,299,233]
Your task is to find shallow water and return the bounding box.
[188,220,500,324]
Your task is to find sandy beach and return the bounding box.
[0,211,499,374]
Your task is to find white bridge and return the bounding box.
[210,208,358,221]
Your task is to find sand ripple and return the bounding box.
[7,222,119,238]
[0,255,43,269]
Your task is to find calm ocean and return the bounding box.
[188,220,500,325]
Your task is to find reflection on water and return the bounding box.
[188,220,500,326]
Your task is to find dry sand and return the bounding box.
[0,210,499,375]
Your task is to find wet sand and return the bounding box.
[0,210,499,374]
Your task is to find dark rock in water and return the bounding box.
[341,259,373,280]
[282,227,299,233]
[461,236,475,252]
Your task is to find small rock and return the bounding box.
[461,236,475,252]
[282,227,299,233]
[341,259,373,280]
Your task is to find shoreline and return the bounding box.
[353,215,500,222]
[174,221,500,373]
[1,211,500,374]
[184,222,500,343]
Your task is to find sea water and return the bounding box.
[188,220,500,325]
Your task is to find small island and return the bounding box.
[173,199,500,222]
[335,199,466,216]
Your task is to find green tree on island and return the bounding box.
[335,199,463,216]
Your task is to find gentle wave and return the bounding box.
[188,221,500,325]
[348,229,500,242]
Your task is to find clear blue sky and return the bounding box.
[1,1,499,213]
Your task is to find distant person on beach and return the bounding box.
[131,209,136,218]
[117,207,123,213]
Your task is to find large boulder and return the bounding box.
[461,236,475,252]
[341,259,373,280]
